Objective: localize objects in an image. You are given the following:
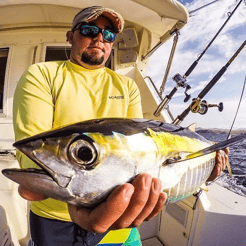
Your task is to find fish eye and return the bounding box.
[69,139,97,167]
[77,146,93,162]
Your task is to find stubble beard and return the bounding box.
[81,51,105,66]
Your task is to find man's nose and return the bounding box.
[93,32,104,42]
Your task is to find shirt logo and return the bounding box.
[109,96,124,99]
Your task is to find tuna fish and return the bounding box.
[2,118,245,207]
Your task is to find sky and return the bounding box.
[145,0,246,129]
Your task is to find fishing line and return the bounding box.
[218,73,246,181]
[189,1,234,17]
[214,83,245,102]
[153,0,244,117]
[203,82,246,128]
[189,0,221,16]
[227,74,246,139]
[190,5,235,16]
[215,69,246,188]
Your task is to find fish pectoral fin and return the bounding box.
[163,152,189,165]
[163,157,181,165]
[187,134,246,160]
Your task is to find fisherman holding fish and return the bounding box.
[12,6,228,246]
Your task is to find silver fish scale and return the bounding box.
[165,158,215,202]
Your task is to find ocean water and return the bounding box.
[198,131,246,198]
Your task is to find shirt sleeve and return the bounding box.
[13,63,54,168]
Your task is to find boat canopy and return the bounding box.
[0,0,188,52]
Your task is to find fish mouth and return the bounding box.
[2,166,74,203]
[13,138,73,188]
[2,164,72,189]
[2,167,54,182]
[18,168,53,178]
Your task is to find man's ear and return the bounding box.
[66,31,73,44]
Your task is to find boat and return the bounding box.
[0,0,245,245]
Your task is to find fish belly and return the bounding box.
[164,156,215,202]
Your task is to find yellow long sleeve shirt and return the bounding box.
[13,60,143,221]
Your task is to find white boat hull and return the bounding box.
[140,182,246,246]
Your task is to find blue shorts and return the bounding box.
[30,211,142,246]
[30,211,107,246]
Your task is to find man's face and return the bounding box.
[67,16,114,69]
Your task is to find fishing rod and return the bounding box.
[172,40,246,125]
[154,0,244,117]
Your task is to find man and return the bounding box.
[13,6,228,246]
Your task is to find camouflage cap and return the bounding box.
[72,6,124,33]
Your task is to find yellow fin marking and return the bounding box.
[147,128,206,156]
[226,159,233,178]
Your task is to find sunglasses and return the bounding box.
[74,24,116,43]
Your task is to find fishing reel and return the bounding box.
[172,73,191,102]
[190,99,223,115]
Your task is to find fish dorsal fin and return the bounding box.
[187,123,197,132]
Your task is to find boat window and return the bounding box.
[45,46,71,62]
[0,48,9,113]
[44,46,114,69]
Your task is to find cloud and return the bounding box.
[145,0,246,129]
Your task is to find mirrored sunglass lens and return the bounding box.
[90,26,100,36]
[80,26,99,37]
[80,25,115,42]
[103,30,116,42]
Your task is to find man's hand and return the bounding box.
[18,185,48,201]
[68,174,167,233]
[207,148,229,182]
